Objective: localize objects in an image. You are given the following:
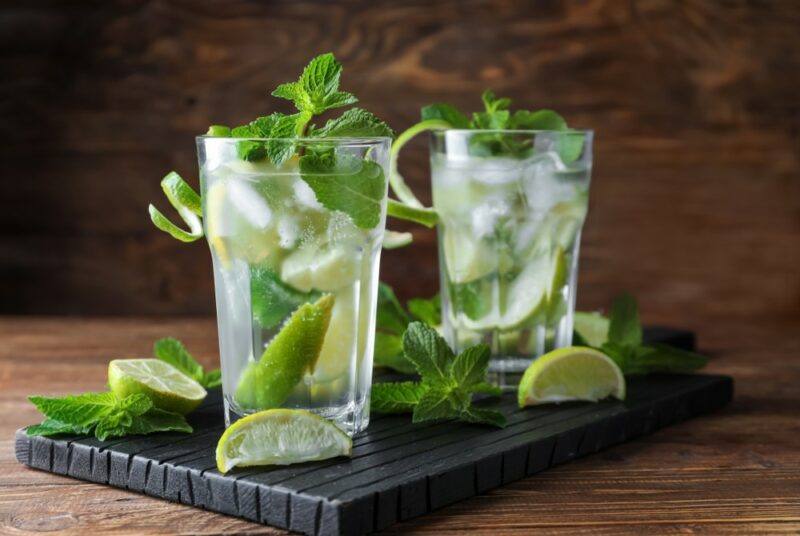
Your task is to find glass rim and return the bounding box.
[196,135,392,146]
[434,128,593,135]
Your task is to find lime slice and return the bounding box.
[573,311,610,347]
[281,246,360,292]
[441,227,496,284]
[517,346,625,407]
[216,409,351,472]
[235,294,334,411]
[312,286,356,382]
[108,359,207,415]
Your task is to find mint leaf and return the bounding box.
[29,392,120,428]
[272,53,358,115]
[407,295,441,326]
[449,343,490,388]
[377,283,411,334]
[421,103,470,128]
[607,293,642,347]
[117,393,152,416]
[299,152,386,229]
[27,419,89,437]
[632,343,708,374]
[471,382,503,397]
[460,406,507,427]
[251,266,321,329]
[412,385,458,423]
[509,109,566,130]
[311,108,393,138]
[374,333,415,373]
[371,381,426,413]
[402,322,453,383]
[154,338,204,383]
[202,369,222,389]
[127,408,193,436]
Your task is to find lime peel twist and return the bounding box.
[148,171,204,243]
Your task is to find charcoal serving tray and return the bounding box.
[15,327,732,536]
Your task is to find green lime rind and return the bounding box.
[573,311,610,347]
[216,408,352,472]
[234,294,334,411]
[517,346,625,408]
[108,358,207,415]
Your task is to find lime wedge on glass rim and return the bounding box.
[518,346,625,407]
[216,409,352,472]
[108,358,207,414]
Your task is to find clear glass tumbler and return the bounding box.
[197,136,391,435]
[430,129,593,388]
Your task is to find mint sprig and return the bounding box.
[154,337,221,389]
[371,322,505,427]
[27,392,191,441]
[578,293,709,375]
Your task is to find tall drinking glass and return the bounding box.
[197,137,391,435]
[430,130,593,388]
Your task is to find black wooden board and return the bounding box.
[15,327,732,536]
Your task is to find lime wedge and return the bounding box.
[281,246,360,292]
[573,311,610,347]
[517,346,625,407]
[108,358,207,414]
[312,286,356,382]
[216,409,351,472]
[235,294,334,411]
[442,227,496,284]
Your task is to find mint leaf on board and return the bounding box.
[412,385,460,423]
[607,293,642,347]
[299,152,386,229]
[449,343,491,388]
[311,107,394,138]
[26,418,89,437]
[460,406,507,427]
[371,381,426,413]
[251,266,321,329]
[154,338,204,383]
[29,392,123,429]
[126,408,193,436]
[153,337,221,389]
[407,295,441,326]
[403,321,454,384]
[421,103,471,128]
[372,323,505,427]
[27,391,193,441]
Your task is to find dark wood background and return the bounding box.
[2,0,798,319]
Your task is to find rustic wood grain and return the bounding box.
[1,315,798,534]
[1,0,799,315]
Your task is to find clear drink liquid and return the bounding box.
[431,132,592,388]
[200,145,386,435]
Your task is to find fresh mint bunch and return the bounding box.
[374,283,440,374]
[153,338,221,389]
[577,293,708,375]
[27,392,192,441]
[422,90,582,160]
[371,322,505,427]
[226,53,394,167]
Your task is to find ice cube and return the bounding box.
[278,216,299,249]
[293,179,323,210]
[520,151,575,215]
[471,197,512,238]
[227,179,273,230]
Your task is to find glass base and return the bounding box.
[223,396,369,437]
[488,356,532,390]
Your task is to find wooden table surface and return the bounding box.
[1,315,798,535]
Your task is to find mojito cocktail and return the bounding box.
[198,137,390,434]
[431,129,593,387]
